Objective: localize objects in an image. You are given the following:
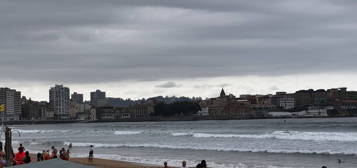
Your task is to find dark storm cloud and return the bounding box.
[156,82,182,88]
[1,0,357,83]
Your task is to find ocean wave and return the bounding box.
[14,129,70,134]
[114,131,142,135]
[63,141,357,156]
[172,133,193,137]
[171,131,357,142]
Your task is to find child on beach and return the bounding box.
[23,151,31,164]
[88,145,94,161]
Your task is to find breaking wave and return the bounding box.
[63,141,357,156]
[14,129,70,134]
[172,131,357,142]
[114,131,142,135]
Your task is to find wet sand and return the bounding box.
[70,157,162,168]
[29,154,162,168]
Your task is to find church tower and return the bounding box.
[220,88,226,98]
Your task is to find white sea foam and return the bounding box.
[63,141,357,155]
[172,133,193,136]
[172,131,357,142]
[114,131,142,135]
[14,129,70,134]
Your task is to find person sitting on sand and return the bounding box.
[65,149,70,160]
[14,147,25,165]
[43,150,50,160]
[181,161,187,168]
[196,160,207,168]
[37,152,42,162]
[0,147,7,168]
[51,146,58,159]
[59,148,65,160]
[23,151,31,164]
[88,145,94,161]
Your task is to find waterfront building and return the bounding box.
[90,90,106,106]
[49,85,70,120]
[200,89,256,118]
[71,92,84,104]
[0,88,21,121]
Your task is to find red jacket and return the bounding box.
[15,152,26,165]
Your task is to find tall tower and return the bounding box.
[220,88,226,98]
[49,85,70,120]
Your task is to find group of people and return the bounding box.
[0,143,72,167]
[164,160,207,168]
[36,146,71,162]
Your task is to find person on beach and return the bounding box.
[181,161,187,168]
[163,161,169,168]
[43,150,50,160]
[65,149,70,160]
[18,144,25,152]
[88,145,94,162]
[196,160,207,168]
[37,152,42,161]
[0,147,7,168]
[23,151,31,164]
[59,148,65,160]
[51,146,58,159]
[14,147,25,165]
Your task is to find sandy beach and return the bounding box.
[28,154,161,168]
[70,157,161,168]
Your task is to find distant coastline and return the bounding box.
[4,116,351,125]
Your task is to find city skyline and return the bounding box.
[1,0,357,101]
[2,78,355,102]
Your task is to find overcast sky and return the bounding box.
[1,0,357,101]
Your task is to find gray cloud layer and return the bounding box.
[1,0,357,83]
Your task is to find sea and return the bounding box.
[4,118,357,168]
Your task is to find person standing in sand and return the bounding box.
[181,161,187,168]
[88,145,94,162]
[163,161,169,168]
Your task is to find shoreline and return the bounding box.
[70,157,162,168]
[28,154,162,168]
[3,116,355,125]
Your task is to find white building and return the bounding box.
[49,85,70,120]
[0,88,21,121]
[278,95,295,110]
[197,107,209,116]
